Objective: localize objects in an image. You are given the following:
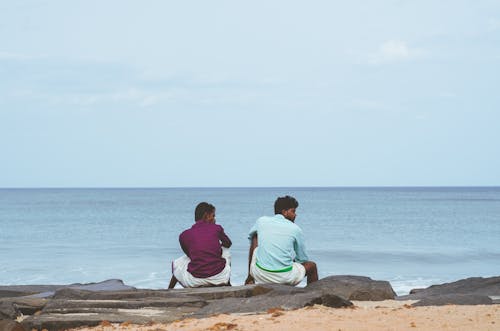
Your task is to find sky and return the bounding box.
[1,0,499,187]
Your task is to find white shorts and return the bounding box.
[249,247,306,286]
[172,247,231,288]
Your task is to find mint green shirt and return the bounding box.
[248,214,309,271]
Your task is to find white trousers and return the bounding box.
[250,247,306,286]
[172,247,231,288]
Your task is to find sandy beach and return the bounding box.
[67,300,500,331]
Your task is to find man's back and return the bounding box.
[180,221,231,278]
[245,195,318,286]
[248,214,308,271]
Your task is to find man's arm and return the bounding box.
[244,221,259,285]
[293,229,309,263]
[294,228,318,284]
[218,226,232,248]
[179,234,189,257]
[245,234,258,285]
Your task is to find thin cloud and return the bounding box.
[368,40,427,64]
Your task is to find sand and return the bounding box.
[67,300,500,331]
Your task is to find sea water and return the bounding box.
[0,187,499,295]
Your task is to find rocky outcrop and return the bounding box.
[396,276,500,306]
[0,279,134,300]
[412,294,493,307]
[306,275,396,301]
[193,287,351,317]
[1,275,498,330]
[0,302,19,320]
[1,280,354,330]
[0,297,48,320]
[21,306,201,331]
[0,286,62,299]
[400,276,500,300]
[52,285,257,301]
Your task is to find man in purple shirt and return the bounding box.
[168,202,232,288]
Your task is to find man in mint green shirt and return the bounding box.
[245,195,318,285]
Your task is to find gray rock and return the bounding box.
[0,286,63,299]
[0,291,33,300]
[194,290,352,317]
[42,297,207,313]
[399,276,500,300]
[304,293,354,308]
[53,285,260,301]
[68,279,135,292]
[409,288,425,295]
[251,284,307,296]
[0,302,19,320]
[171,285,266,300]
[0,298,47,316]
[0,279,136,300]
[21,284,311,329]
[306,275,396,301]
[52,289,164,300]
[412,294,493,307]
[0,319,26,331]
[21,306,200,331]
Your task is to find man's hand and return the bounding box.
[244,275,255,285]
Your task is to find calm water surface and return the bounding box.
[1,187,499,295]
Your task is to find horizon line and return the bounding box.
[1,185,500,189]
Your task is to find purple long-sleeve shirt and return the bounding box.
[179,220,232,278]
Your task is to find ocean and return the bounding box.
[0,187,499,295]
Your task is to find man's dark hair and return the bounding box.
[195,202,215,221]
[274,195,299,214]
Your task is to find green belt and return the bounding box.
[256,261,293,273]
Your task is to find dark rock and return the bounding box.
[409,288,424,294]
[0,319,26,331]
[412,294,493,307]
[53,285,260,301]
[68,279,135,292]
[19,283,317,329]
[8,298,47,316]
[0,302,19,320]
[306,275,396,301]
[53,288,101,300]
[306,294,354,308]
[399,276,500,300]
[0,286,62,299]
[251,284,307,296]
[42,297,206,313]
[0,278,352,330]
[21,306,199,331]
[173,285,264,300]
[0,280,136,300]
[53,289,152,300]
[0,291,34,300]
[194,290,352,317]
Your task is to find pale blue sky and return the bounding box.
[1,1,499,187]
